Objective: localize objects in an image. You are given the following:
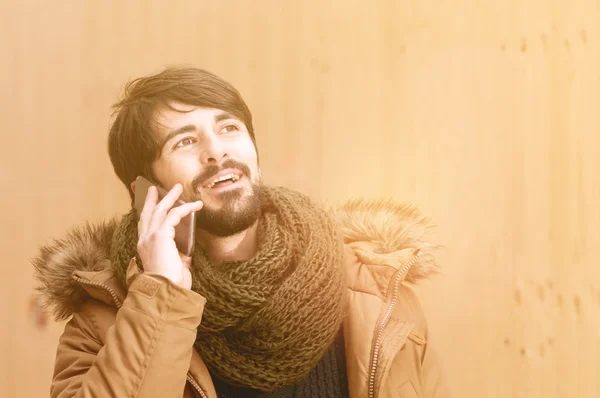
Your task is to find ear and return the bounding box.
[130,180,136,193]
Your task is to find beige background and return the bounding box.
[1,0,598,397]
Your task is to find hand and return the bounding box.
[136,183,203,289]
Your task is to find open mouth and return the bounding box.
[203,171,242,189]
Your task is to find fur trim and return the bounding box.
[31,218,119,321]
[32,199,440,321]
[330,198,441,283]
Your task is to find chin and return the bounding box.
[195,184,261,237]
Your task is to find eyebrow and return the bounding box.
[160,111,241,150]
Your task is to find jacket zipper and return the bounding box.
[71,275,123,308]
[187,374,209,398]
[368,249,421,398]
[72,275,209,398]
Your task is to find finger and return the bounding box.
[161,200,203,231]
[139,185,158,236]
[162,200,203,229]
[149,183,184,231]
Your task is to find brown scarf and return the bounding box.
[110,186,347,391]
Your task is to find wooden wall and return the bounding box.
[1,0,597,396]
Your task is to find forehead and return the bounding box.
[153,102,227,130]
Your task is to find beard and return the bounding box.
[188,159,262,237]
[195,183,262,237]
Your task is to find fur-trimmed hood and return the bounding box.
[32,198,441,322]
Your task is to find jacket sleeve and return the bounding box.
[50,272,206,398]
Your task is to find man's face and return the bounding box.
[151,102,261,237]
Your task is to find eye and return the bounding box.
[174,137,196,148]
[220,124,239,134]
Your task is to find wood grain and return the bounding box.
[0,1,597,396]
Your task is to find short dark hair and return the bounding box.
[107,65,257,206]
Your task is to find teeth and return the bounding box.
[208,173,240,188]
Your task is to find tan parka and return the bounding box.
[34,199,452,398]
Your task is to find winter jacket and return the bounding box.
[34,200,452,397]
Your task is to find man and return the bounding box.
[33,66,451,397]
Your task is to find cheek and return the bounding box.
[239,137,258,162]
[152,156,199,187]
[241,146,259,176]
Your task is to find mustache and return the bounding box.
[191,159,252,191]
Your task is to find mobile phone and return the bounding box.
[134,176,197,256]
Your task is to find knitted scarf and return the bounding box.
[110,186,347,392]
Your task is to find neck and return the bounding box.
[195,221,259,263]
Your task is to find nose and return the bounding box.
[200,135,227,164]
